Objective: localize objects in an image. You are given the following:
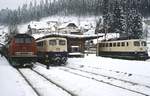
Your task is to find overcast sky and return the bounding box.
[0,0,39,10]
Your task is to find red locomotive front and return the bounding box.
[7,34,37,67]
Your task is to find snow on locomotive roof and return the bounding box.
[35,33,103,41]
[101,37,146,42]
[14,34,33,38]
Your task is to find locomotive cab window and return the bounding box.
[141,41,146,46]
[49,40,57,46]
[25,38,32,43]
[15,38,24,43]
[59,40,66,45]
[37,42,42,46]
[15,38,33,43]
[37,41,46,47]
[134,41,140,46]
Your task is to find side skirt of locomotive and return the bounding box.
[8,57,37,68]
[98,51,149,60]
[37,52,68,66]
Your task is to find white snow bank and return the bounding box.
[67,54,150,77]
[0,56,37,96]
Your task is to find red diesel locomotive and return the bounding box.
[6,34,37,67]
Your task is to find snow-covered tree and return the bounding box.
[127,9,143,39]
[132,11,143,39]
[112,0,126,37]
[102,0,110,34]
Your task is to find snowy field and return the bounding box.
[68,54,150,77]
[0,54,150,96]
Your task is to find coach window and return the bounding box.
[121,42,125,46]
[117,42,120,47]
[134,41,140,46]
[141,41,146,46]
[113,43,116,47]
[109,43,112,47]
[126,42,129,46]
[99,43,102,47]
[102,43,104,47]
[59,40,66,45]
[106,43,108,47]
[49,40,57,46]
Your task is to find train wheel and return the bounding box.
[61,57,67,64]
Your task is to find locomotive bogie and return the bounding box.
[37,52,68,65]
[9,57,36,67]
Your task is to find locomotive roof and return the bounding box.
[101,37,144,42]
[36,33,103,41]
[14,34,34,38]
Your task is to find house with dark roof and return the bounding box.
[58,23,82,35]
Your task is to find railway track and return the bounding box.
[59,66,150,96]
[85,66,150,88]
[17,68,76,96]
[32,69,77,96]
[17,68,40,96]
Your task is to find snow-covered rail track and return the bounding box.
[59,67,150,96]
[33,64,149,96]
[86,66,150,88]
[32,69,77,96]
[17,69,41,96]
[18,68,74,96]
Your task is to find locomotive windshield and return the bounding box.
[134,41,140,46]
[49,40,57,46]
[134,41,147,46]
[59,40,66,45]
[141,41,146,46]
[15,37,33,43]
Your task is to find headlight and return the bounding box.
[46,55,49,58]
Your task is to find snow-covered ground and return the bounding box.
[0,56,37,96]
[0,54,150,96]
[68,54,150,77]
